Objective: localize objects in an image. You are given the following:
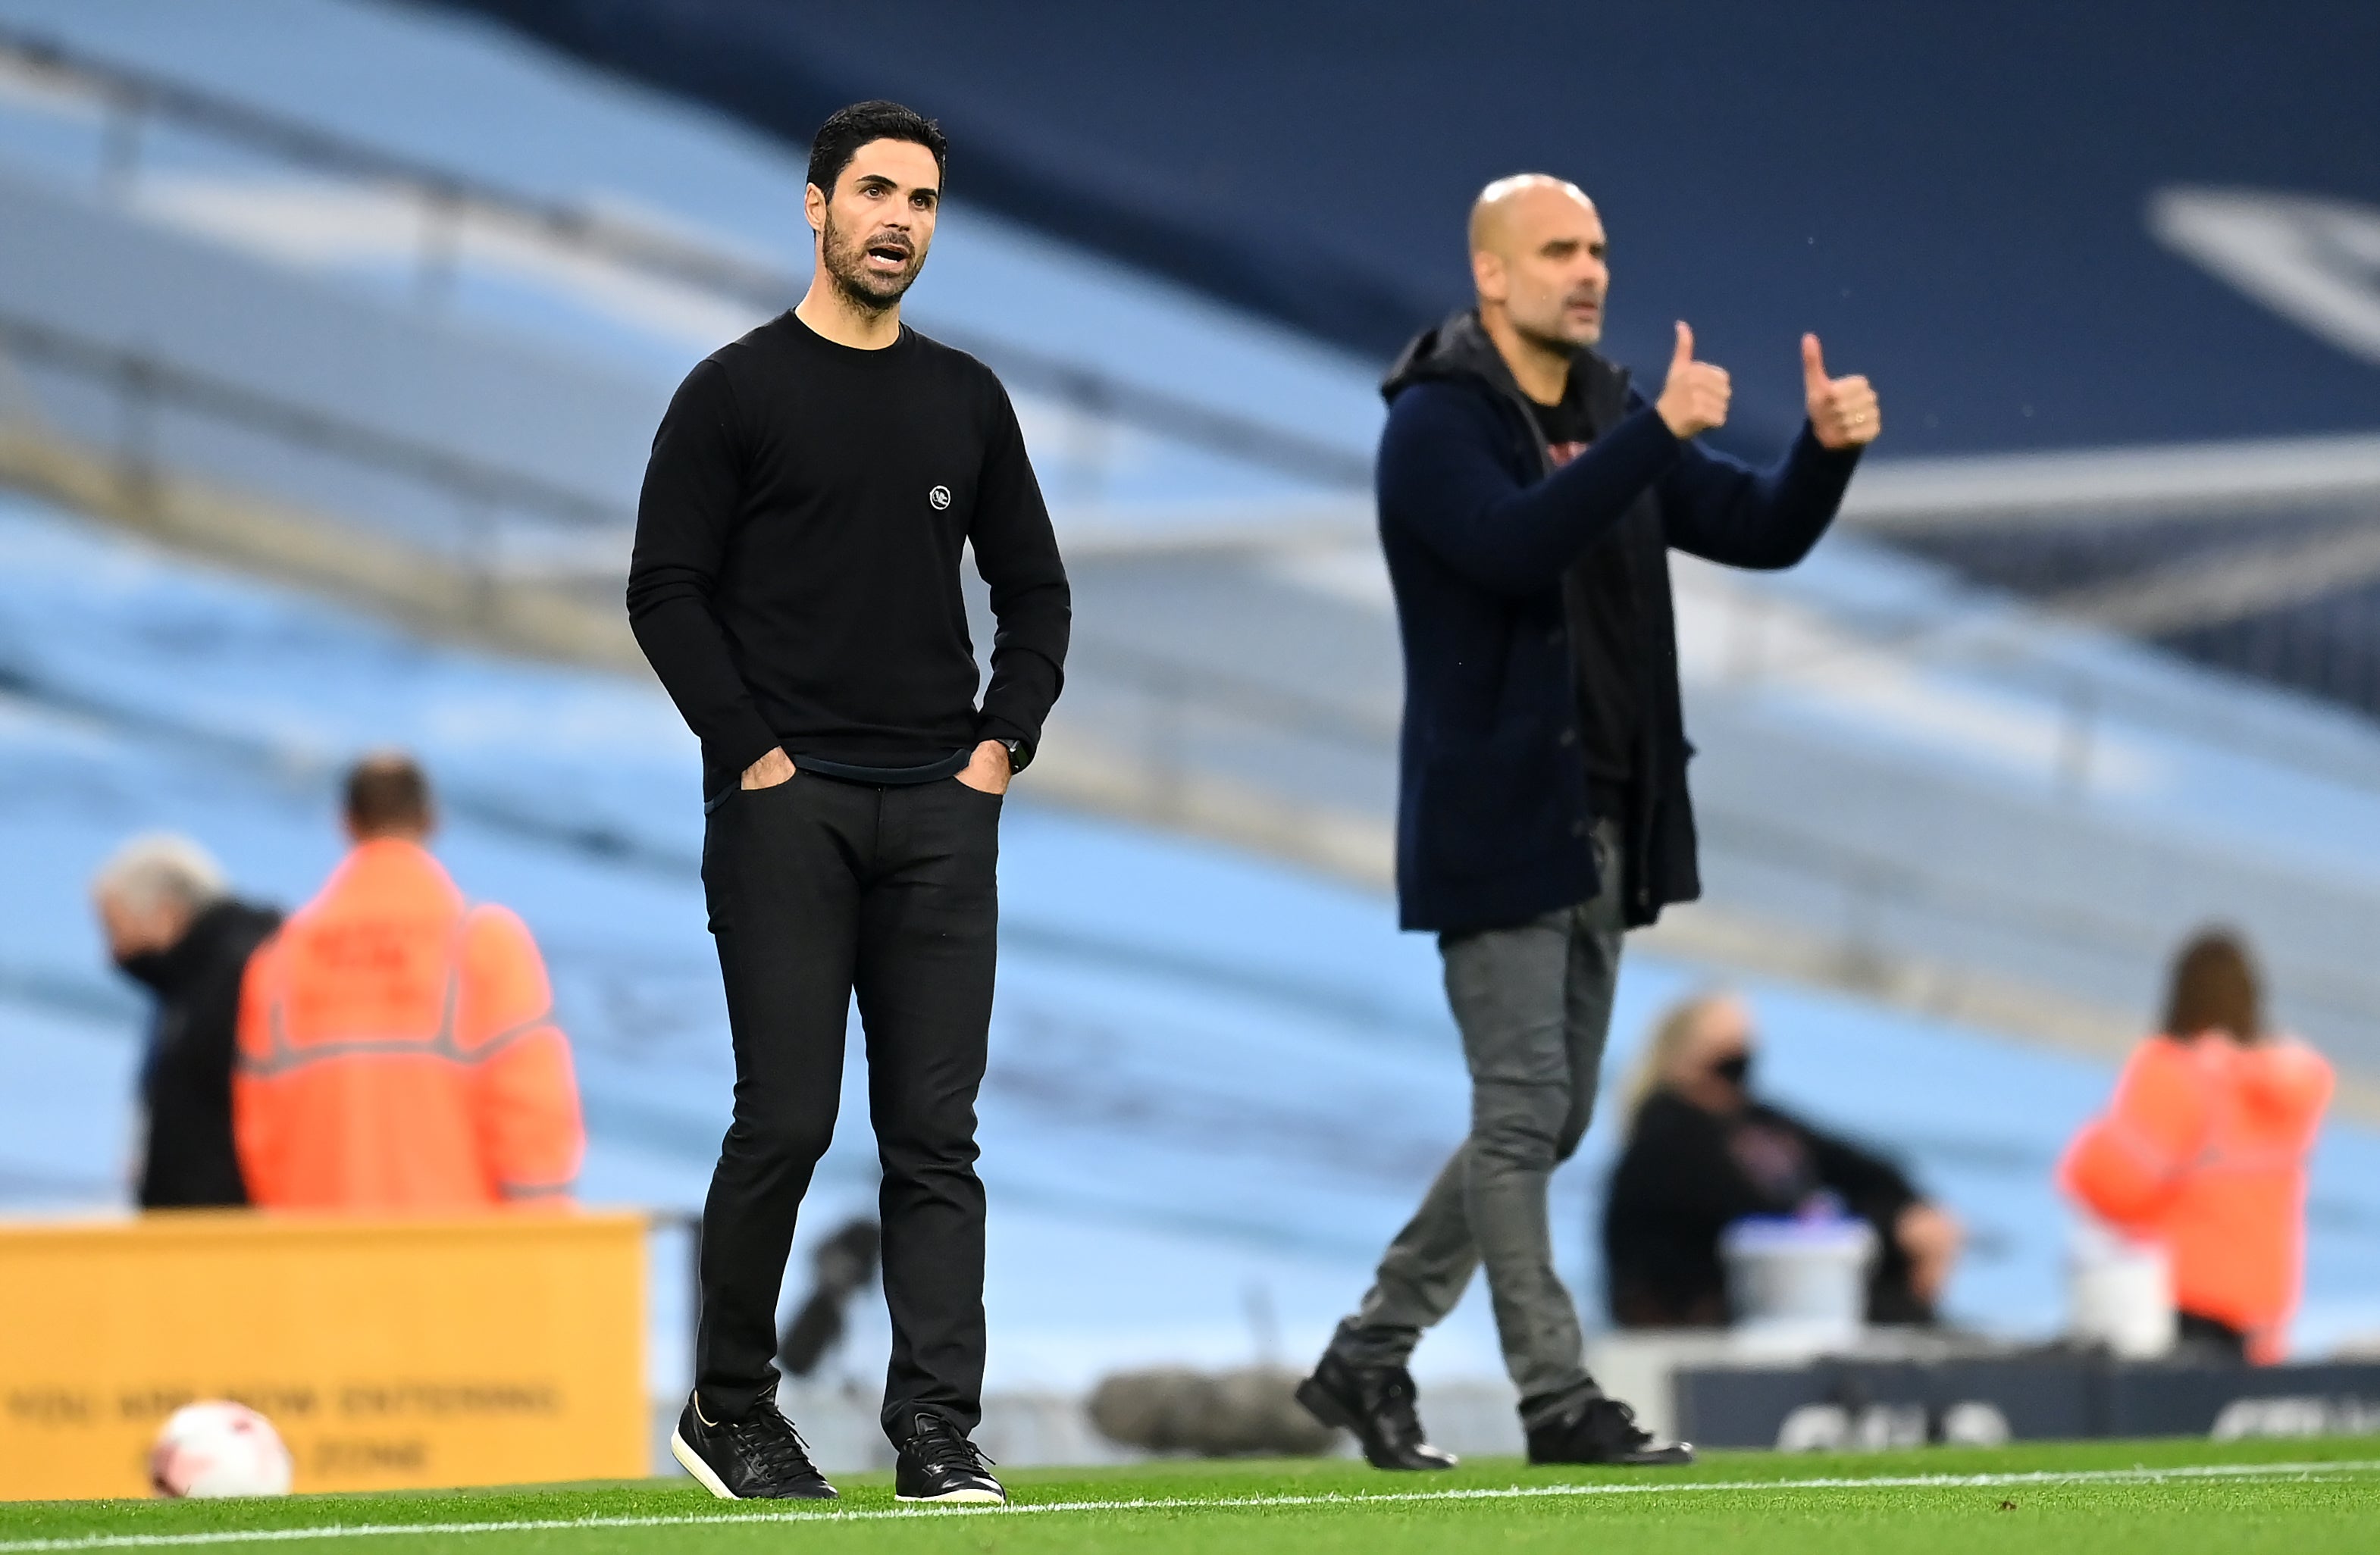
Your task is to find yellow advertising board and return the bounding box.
[0,1211,647,1500]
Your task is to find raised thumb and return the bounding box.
[1671,321,1695,373]
[1801,332,1828,391]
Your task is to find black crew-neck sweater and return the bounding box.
[627,313,1070,799]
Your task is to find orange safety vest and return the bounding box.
[233,838,584,1211]
[2058,1033,2332,1363]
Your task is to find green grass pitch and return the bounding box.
[5,1438,2376,1554]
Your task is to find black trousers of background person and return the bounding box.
[694,769,1002,1443]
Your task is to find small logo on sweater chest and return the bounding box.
[928,484,952,510]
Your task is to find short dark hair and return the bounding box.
[806,100,947,199]
[2162,928,2263,1043]
[345,750,433,838]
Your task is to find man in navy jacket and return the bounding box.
[1294,174,1880,1469]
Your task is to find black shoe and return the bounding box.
[670,1392,838,1500]
[895,1413,1006,1504]
[1293,1352,1458,1471]
[1525,1395,1696,1466]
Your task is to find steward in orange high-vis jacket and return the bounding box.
[234,753,584,1210]
[2059,930,2331,1363]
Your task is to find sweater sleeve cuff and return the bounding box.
[1605,403,1686,474]
[1793,421,1864,469]
[719,708,783,782]
[974,714,1034,756]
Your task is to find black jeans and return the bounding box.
[694,771,1002,1442]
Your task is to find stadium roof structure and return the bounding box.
[437,0,2380,458]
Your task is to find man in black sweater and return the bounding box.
[628,102,1068,1506]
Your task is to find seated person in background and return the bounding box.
[92,833,280,1209]
[2059,928,2331,1364]
[1603,991,1962,1328]
[234,751,584,1211]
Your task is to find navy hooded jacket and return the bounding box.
[1378,311,1860,934]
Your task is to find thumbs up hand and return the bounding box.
[1802,333,1880,449]
[1655,321,1731,440]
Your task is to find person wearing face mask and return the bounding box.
[1602,991,1962,1328]
[90,833,280,1209]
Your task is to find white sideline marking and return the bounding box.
[5,1459,2377,1550]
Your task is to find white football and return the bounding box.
[149,1401,294,1498]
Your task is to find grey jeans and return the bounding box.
[1329,819,1624,1425]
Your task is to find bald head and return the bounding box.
[1468,173,1610,363]
[1469,174,1594,255]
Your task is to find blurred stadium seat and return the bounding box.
[6,489,2380,1382]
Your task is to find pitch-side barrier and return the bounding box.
[0,1211,648,1500]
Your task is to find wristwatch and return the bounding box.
[1000,738,1031,774]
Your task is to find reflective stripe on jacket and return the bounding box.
[233,839,584,1210]
[2059,1034,2332,1362]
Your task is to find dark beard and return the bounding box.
[820,213,919,312]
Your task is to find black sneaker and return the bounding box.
[670,1392,838,1500]
[1293,1352,1458,1471]
[894,1413,1006,1504]
[1525,1395,1696,1466]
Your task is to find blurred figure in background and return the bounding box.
[233,752,584,1210]
[92,834,279,1209]
[1301,171,1878,1473]
[1603,991,1962,1328]
[778,1218,882,1381]
[2060,929,2332,1363]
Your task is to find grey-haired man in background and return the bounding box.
[92,833,279,1209]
